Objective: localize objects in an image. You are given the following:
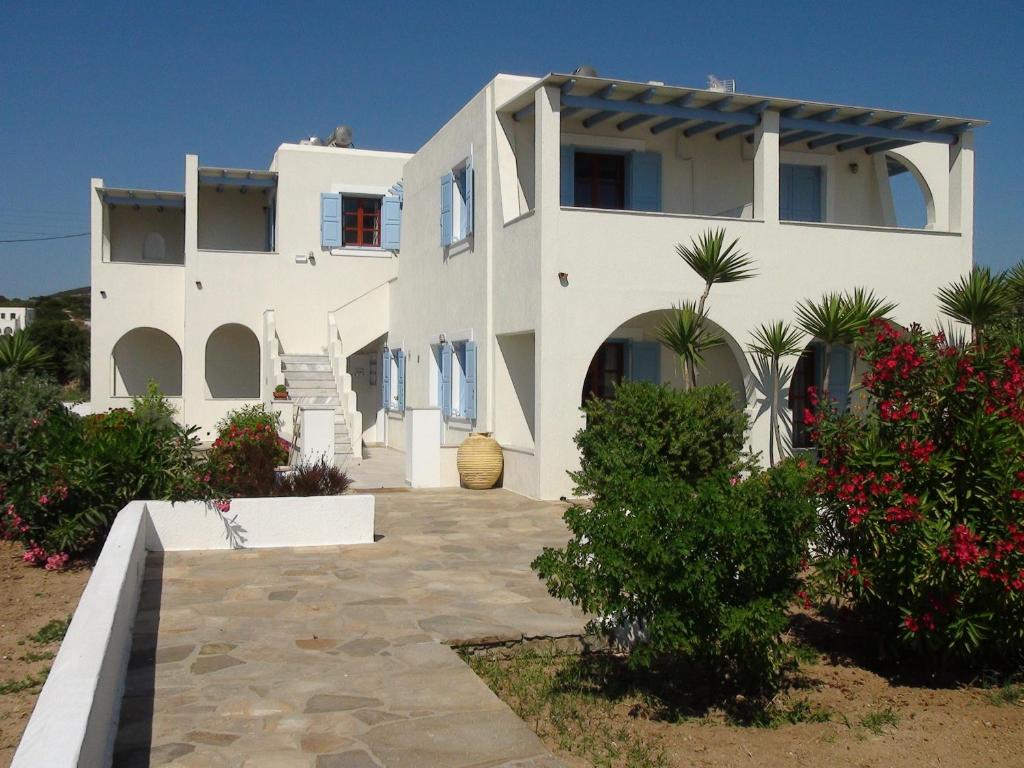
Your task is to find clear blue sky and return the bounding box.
[1,0,1021,297]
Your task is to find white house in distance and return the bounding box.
[0,307,35,335]
[90,69,983,500]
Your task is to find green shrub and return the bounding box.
[533,382,817,693]
[216,403,281,435]
[811,320,1024,668]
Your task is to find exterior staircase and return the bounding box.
[280,354,354,463]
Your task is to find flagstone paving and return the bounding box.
[113,489,587,767]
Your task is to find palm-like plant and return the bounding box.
[675,228,757,318]
[937,267,1010,342]
[748,321,805,466]
[657,301,722,391]
[0,331,50,375]
[794,292,860,399]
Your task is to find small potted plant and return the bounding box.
[273,384,289,400]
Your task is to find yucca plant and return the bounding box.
[675,228,757,318]
[937,267,1010,343]
[748,321,805,466]
[794,292,860,400]
[0,331,50,375]
[657,301,722,391]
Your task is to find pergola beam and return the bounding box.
[583,87,655,129]
[513,79,577,122]
[714,100,771,140]
[781,113,957,145]
[779,109,840,145]
[553,93,757,137]
[805,111,876,149]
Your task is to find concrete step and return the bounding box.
[286,385,338,395]
[280,354,329,363]
[282,362,332,373]
[285,371,335,381]
[291,395,340,406]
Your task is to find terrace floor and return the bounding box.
[113,489,586,767]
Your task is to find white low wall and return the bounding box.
[13,502,149,768]
[145,496,375,551]
[12,494,375,768]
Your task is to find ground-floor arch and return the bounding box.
[112,327,182,397]
[580,309,748,407]
[205,323,260,398]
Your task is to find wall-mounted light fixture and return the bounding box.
[195,281,203,290]
[308,255,316,266]
[848,162,860,174]
[438,332,447,344]
[99,290,107,299]
[558,271,569,286]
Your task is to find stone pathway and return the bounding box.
[113,489,586,767]
[344,447,408,491]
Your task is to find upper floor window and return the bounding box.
[560,147,661,212]
[574,152,626,210]
[780,164,824,222]
[440,156,474,247]
[343,196,381,247]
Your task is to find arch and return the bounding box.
[886,152,935,230]
[578,309,748,408]
[112,328,182,396]
[205,323,260,398]
[143,231,166,261]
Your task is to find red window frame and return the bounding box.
[342,196,381,247]
[573,152,626,210]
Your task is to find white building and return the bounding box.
[0,307,35,335]
[90,71,983,499]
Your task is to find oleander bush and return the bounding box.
[810,319,1024,668]
[533,382,818,694]
[206,404,288,498]
[0,380,206,565]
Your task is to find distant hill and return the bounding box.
[0,286,90,322]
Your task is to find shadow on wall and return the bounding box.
[112,328,182,396]
[205,323,260,398]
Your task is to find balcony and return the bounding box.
[98,188,185,265]
[197,167,277,253]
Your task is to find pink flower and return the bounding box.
[214,499,231,513]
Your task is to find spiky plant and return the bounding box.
[1002,261,1024,317]
[675,228,756,318]
[794,292,860,399]
[937,267,1010,343]
[0,331,50,375]
[748,321,805,466]
[656,301,722,391]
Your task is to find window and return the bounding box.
[380,348,405,412]
[440,340,477,420]
[582,341,626,401]
[789,345,819,449]
[780,164,824,222]
[440,156,474,246]
[343,196,381,247]
[574,152,626,210]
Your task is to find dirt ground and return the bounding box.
[469,624,1024,768]
[0,541,90,767]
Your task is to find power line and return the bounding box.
[0,232,89,244]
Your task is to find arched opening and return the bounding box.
[112,328,182,396]
[580,310,747,407]
[886,152,935,230]
[143,231,166,261]
[205,323,260,398]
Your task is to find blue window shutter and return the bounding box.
[560,146,574,206]
[321,193,341,247]
[464,340,477,420]
[631,341,661,384]
[464,157,474,237]
[780,164,822,222]
[396,349,406,412]
[380,348,392,410]
[441,343,453,417]
[440,172,454,246]
[830,345,852,410]
[628,152,662,212]
[381,195,402,250]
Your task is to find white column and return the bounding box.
[534,84,561,218]
[949,131,975,264]
[753,110,780,223]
